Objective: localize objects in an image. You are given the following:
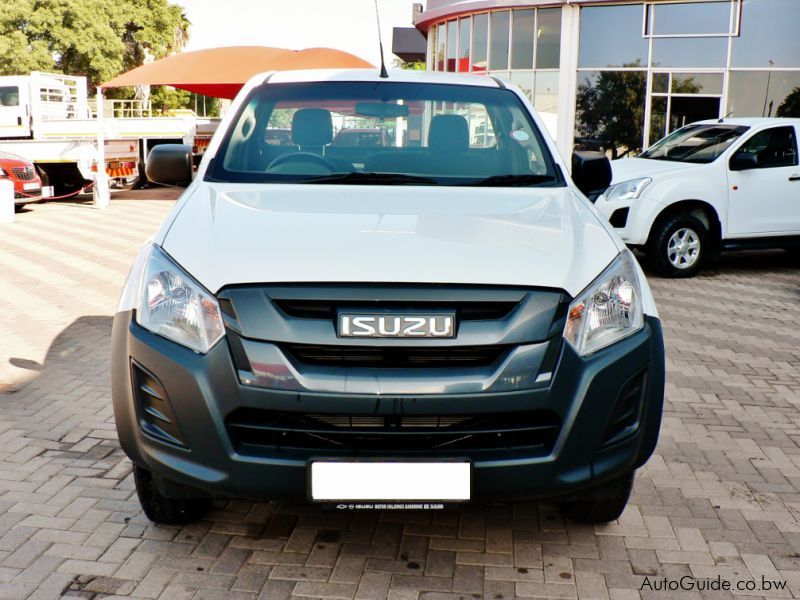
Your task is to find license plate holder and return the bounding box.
[308,459,471,503]
[23,182,40,191]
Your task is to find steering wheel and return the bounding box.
[267,152,338,172]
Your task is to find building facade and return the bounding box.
[410,0,800,158]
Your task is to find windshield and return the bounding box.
[640,124,749,164]
[209,81,561,187]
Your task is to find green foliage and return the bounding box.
[393,59,427,71]
[0,0,189,88]
[777,87,800,118]
[576,65,647,159]
[150,85,191,114]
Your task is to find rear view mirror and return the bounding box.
[729,152,759,171]
[145,144,193,187]
[355,102,409,120]
[572,151,612,198]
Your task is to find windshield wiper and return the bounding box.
[305,172,438,185]
[467,174,556,187]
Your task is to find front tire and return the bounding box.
[133,464,210,524]
[646,214,707,278]
[560,471,635,524]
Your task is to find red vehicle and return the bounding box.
[0,151,43,211]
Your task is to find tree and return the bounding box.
[392,59,426,71]
[575,65,647,159]
[777,87,800,118]
[0,0,189,88]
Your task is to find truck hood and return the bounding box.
[161,184,621,297]
[611,157,703,184]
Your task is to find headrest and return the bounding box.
[292,108,333,147]
[428,114,469,153]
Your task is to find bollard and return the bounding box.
[0,179,14,224]
[93,171,110,210]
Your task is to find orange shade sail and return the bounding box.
[101,46,374,99]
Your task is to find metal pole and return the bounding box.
[93,86,110,209]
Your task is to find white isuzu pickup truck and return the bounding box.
[595,118,800,277]
[112,69,665,524]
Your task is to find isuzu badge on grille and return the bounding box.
[338,313,455,338]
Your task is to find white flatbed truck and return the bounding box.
[0,72,218,196]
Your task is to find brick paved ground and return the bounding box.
[1,191,799,599]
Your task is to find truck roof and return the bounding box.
[257,68,504,88]
[695,117,800,126]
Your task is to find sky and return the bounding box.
[177,0,420,66]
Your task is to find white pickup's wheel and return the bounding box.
[666,227,701,270]
[647,214,707,278]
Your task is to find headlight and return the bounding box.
[133,244,225,353]
[603,177,651,202]
[564,251,644,356]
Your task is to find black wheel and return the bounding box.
[646,214,707,278]
[14,203,25,213]
[133,464,210,524]
[560,471,635,524]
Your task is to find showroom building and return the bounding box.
[407,0,800,158]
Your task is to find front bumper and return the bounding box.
[112,311,665,502]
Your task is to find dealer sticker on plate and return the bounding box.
[310,461,471,503]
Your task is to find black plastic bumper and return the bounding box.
[111,310,665,502]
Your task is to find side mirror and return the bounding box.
[571,151,612,198]
[145,144,193,187]
[729,152,759,171]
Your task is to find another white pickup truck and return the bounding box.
[594,118,800,277]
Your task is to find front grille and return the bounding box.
[274,299,517,321]
[284,344,508,368]
[227,409,560,455]
[11,166,36,181]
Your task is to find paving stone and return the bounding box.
[2,194,800,598]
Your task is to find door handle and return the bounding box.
[790,175,800,182]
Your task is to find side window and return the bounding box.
[0,86,19,107]
[737,126,798,169]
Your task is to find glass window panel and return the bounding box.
[489,11,510,71]
[428,27,437,69]
[652,73,669,94]
[649,96,668,146]
[436,23,446,71]
[579,5,648,68]
[669,96,721,130]
[575,70,646,157]
[510,71,533,101]
[536,8,561,69]
[534,71,559,138]
[671,73,724,95]
[472,13,489,72]
[732,0,800,68]
[651,37,727,68]
[446,20,458,71]
[728,71,800,118]
[509,71,533,103]
[458,18,471,72]
[511,10,535,70]
[653,1,731,35]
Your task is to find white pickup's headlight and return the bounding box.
[564,251,644,356]
[133,244,225,353]
[604,177,651,202]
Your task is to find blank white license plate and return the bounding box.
[23,183,39,191]
[310,461,471,501]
